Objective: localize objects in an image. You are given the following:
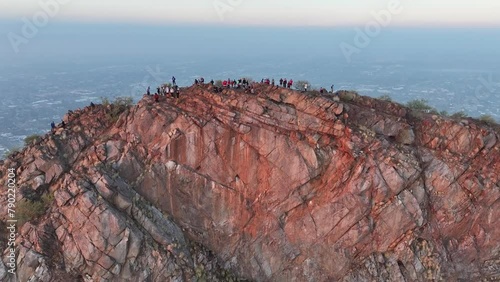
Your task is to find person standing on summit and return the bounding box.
[172,76,176,85]
[173,84,179,98]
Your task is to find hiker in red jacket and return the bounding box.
[288,79,293,88]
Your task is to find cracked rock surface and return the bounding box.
[1,84,499,281]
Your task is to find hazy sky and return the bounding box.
[1,0,500,27]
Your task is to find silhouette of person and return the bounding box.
[173,85,179,98]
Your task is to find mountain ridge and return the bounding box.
[1,83,499,281]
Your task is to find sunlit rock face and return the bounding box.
[1,83,499,281]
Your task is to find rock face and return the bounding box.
[1,84,499,281]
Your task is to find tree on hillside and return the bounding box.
[294,80,311,91]
[406,99,436,113]
[451,111,468,119]
[480,114,497,125]
[378,95,392,102]
[214,80,223,87]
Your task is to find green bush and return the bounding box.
[479,114,497,125]
[338,90,359,102]
[105,97,134,123]
[214,80,223,87]
[100,97,110,107]
[406,99,435,112]
[113,97,134,107]
[3,147,21,159]
[379,95,392,102]
[24,134,41,146]
[16,193,54,226]
[294,80,311,91]
[451,111,468,119]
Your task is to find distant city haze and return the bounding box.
[1,0,500,27]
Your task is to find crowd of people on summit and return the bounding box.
[147,76,180,102]
[145,75,337,100]
[51,75,336,130]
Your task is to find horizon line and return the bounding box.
[1,16,500,29]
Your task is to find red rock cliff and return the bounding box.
[1,84,499,281]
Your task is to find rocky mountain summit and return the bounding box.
[1,83,499,281]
